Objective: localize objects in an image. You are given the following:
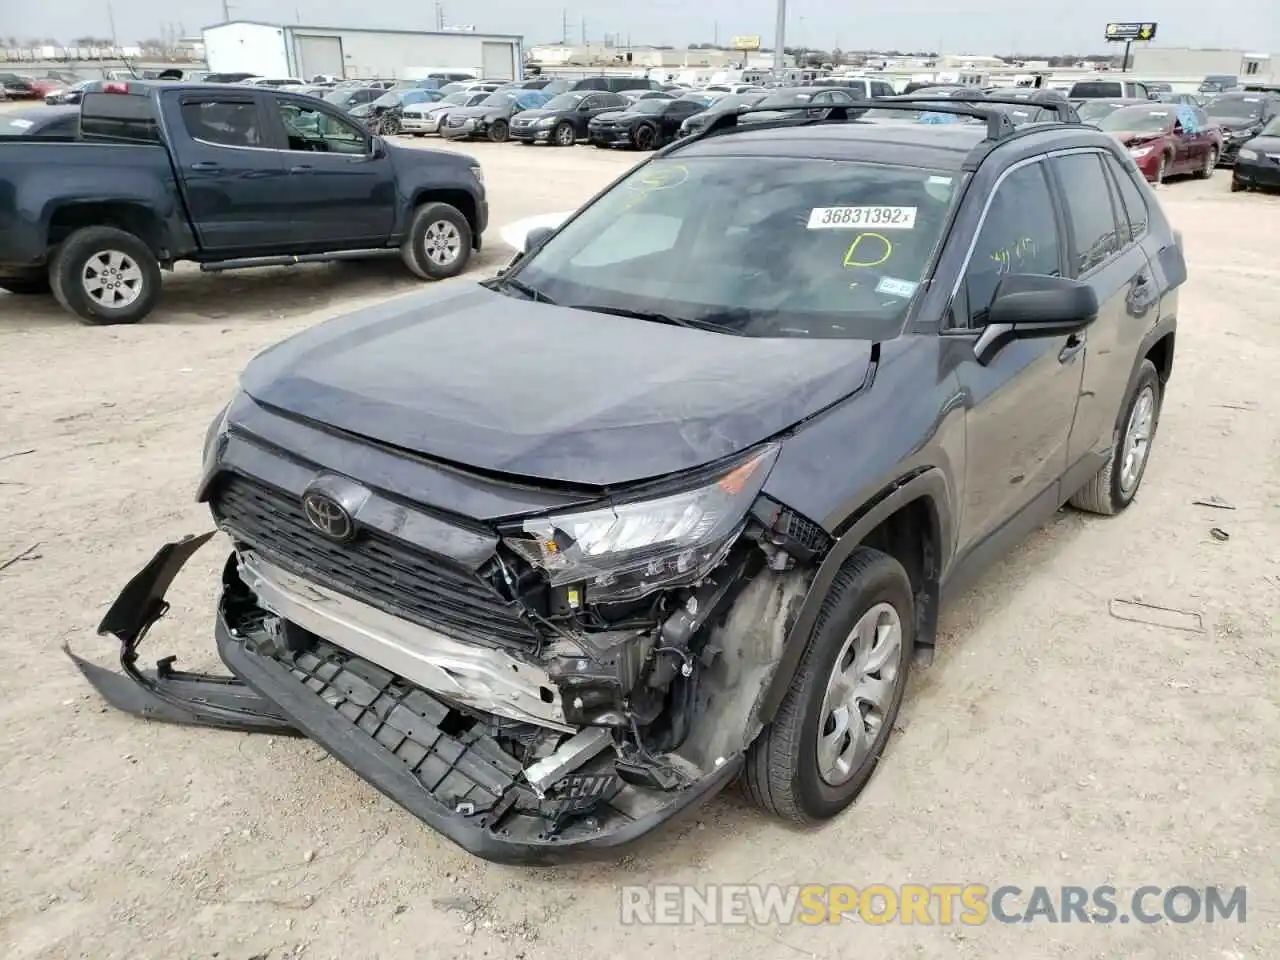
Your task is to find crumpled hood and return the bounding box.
[239,285,873,488]
[1109,130,1167,148]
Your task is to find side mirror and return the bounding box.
[524,226,555,253]
[974,274,1099,366]
[369,136,387,158]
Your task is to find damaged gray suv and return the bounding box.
[75,98,1184,862]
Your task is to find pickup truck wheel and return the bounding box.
[51,226,161,325]
[400,202,472,281]
[1069,359,1161,515]
[743,547,913,823]
[0,276,52,295]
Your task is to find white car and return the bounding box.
[401,90,490,135]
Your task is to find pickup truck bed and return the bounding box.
[0,81,488,324]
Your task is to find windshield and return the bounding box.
[1076,100,1126,122]
[1097,106,1174,133]
[542,92,587,111]
[323,90,354,104]
[510,156,959,339]
[1262,116,1280,136]
[1072,81,1124,98]
[631,99,669,114]
[1206,96,1264,120]
[481,91,518,107]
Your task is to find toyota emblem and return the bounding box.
[302,491,355,541]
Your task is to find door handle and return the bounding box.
[1058,333,1085,364]
[289,164,313,173]
[190,161,222,172]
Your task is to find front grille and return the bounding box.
[211,474,540,649]
[447,116,466,127]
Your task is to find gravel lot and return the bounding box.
[1,118,1278,960]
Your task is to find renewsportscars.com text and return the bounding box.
[619,884,1248,926]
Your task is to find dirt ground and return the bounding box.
[1,120,1278,960]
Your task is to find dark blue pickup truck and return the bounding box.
[0,80,488,324]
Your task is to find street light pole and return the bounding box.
[773,0,786,72]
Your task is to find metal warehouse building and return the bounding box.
[202,21,523,82]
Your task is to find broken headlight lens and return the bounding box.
[504,444,778,602]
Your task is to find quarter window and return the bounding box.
[181,100,263,148]
[1052,152,1123,274]
[1103,154,1149,243]
[961,162,1062,326]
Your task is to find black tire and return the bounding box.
[743,547,914,823]
[554,121,576,146]
[1230,178,1244,193]
[399,201,473,281]
[487,119,509,143]
[0,276,52,295]
[1069,359,1161,515]
[592,141,610,149]
[633,123,657,150]
[1196,147,1217,179]
[413,133,424,138]
[50,226,161,325]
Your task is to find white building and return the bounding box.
[202,20,523,81]
[1128,47,1276,82]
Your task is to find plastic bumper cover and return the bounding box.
[71,534,741,864]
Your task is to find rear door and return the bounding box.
[1049,150,1155,469]
[262,94,397,249]
[171,91,292,252]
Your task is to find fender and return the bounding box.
[756,468,954,723]
[1116,314,1177,436]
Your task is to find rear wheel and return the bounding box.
[1069,359,1161,515]
[743,548,913,822]
[554,121,576,146]
[1230,178,1245,192]
[488,119,509,143]
[1196,147,1217,179]
[50,226,161,324]
[400,202,472,281]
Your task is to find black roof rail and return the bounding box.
[701,94,1080,143]
[703,97,1017,141]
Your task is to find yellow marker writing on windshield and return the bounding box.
[843,232,893,268]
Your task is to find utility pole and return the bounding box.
[773,0,786,72]
[581,17,586,45]
[221,0,232,22]
[562,8,569,44]
[714,21,718,47]
[106,1,118,46]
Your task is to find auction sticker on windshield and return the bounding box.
[808,206,917,230]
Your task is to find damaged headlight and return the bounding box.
[504,444,778,602]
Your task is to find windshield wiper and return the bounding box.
[491,275,556,304]
[569,303,741,334]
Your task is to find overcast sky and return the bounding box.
[22,0,1280,54]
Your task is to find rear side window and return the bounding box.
[1103,154,1149,243]
[1071,81,1123,98]
[1053,153,1122,274]
[872,81,895,97]
[80,92,161,142]
[962,162,1062,326]
[181,100,264,148]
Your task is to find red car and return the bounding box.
[1094,103,1223,183]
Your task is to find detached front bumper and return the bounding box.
[71,535,740,864]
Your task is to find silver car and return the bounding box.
[401,90,490,135]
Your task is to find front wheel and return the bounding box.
[400,202,473,281]
[632,123,657,150]
[487,119,509,143]
[1196,147,1217,179]
[554,121,576,146]
[743,547,913,823]
[50,226,161,324]
[1069,359,1161,515]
